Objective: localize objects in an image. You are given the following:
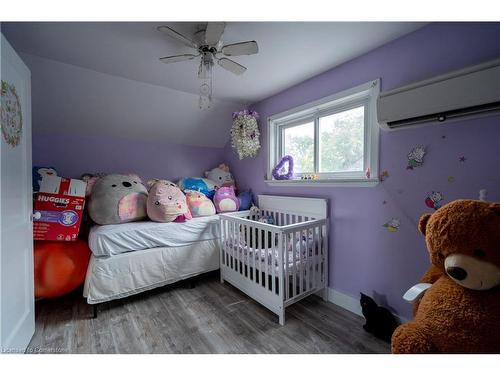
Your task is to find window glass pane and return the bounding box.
[319,106,365,173]
[283,122,314,173]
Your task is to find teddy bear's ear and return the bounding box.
[127,173,142,182]
[146,179,158,191]
[85,176,99,197]
[489,203,500,216]
[219,164,229,172]
[418,213,432,235]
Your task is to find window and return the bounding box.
[267,80,380,187]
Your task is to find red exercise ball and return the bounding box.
[34,240,91,298]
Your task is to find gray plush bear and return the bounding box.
[87,174,148,225]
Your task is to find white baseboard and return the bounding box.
[326,287,408,323]
[327,288,363,317]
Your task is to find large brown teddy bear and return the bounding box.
[392,199,500,353]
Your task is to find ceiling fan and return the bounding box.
[157,22,259,109]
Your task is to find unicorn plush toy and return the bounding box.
[205,164,235,189]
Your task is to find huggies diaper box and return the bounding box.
[33,175,87,241]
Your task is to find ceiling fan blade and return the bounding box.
[159,54,199,64]
[157,26,198,49]
[221,41,259,56]
[205,22,226,46]
[217,58,247,75]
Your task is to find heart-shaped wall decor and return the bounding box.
[272,155,294,180]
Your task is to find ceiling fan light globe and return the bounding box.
[200,83,211,96]
[199,96,211,110]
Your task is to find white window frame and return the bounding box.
[266,79,380,187]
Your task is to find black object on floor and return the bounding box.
[360,292,399,343]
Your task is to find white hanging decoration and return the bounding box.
[231,110,261,160]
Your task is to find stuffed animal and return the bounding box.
[87,174,148,225]
[185,190,216,217]
[177,177,217,199]
[82,172,107,196]
[147,179,192,223]
[237,190,253,211]
[213,186,239,213]
[33,166,57,192]
[205,163,235,189]
[391,199,500,353]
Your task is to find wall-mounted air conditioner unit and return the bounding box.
[377,58,500,130]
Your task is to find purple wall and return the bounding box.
[224,22,500,319]
[33,131,226,183]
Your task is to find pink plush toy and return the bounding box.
[185,190,216,217]
[213,186,239,213]
[146,180,192,223]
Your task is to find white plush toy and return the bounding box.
[205,164,235,189]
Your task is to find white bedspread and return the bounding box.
[83,239,220,304]
[88,215,220,257]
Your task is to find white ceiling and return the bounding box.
[2,22,426,103]
[18,53,242,148]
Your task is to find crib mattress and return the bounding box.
[88,215,220,257]
[83,239,220,304]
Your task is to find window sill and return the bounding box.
[264,178,379,188]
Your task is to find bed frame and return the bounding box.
[219,195,329,325]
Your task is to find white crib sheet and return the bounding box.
[224,235,319,274]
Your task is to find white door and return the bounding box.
[0,33,34,353]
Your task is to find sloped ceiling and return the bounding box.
[20,53,240,147]
[2,22,426,147]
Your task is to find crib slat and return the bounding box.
[305,226,310,292]
[263,229,268,290]
[226,219,230,267]
[284,232,289,301]
[320,224,325,284]
[299,229,305,294]
[231,220,235,271]
[258,226,264,288]
[243,225,250,279]
[223,219,227,266]
[226,220,230,266]
[234,220,239,273]
[221,219,225,267]
[322,223,328,287]
[292,231,297,298]
[271,232,276,294]
[238,221,242,274]
[312,225,316,290]
[253,226,257,284]
[318,224,323,285]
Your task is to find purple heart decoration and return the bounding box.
[272,155,294,180]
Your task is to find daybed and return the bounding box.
[83,215,220,314]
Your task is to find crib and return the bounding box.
[219,195,329,325]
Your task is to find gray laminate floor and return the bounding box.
[27,272,390,354]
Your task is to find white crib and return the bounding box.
[219,195,329,325]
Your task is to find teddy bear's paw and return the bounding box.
[391,322,436,354]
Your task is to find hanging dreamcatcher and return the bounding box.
[231,109,261,160]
